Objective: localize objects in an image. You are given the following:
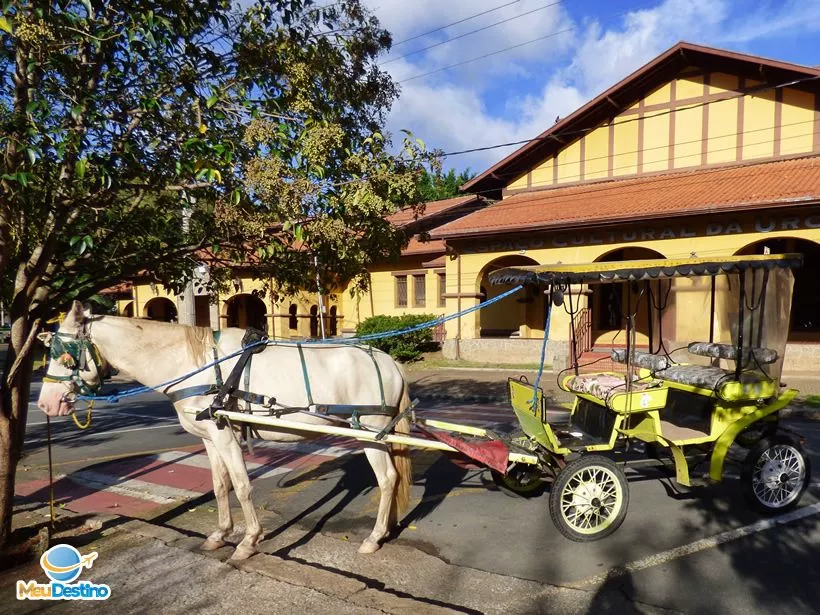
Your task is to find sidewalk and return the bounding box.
[404,365,820,419]
[1,507,670,615]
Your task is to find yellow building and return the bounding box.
[428,42,820,371]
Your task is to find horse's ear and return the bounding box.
[69,300,84,321]
[82,302,93,319]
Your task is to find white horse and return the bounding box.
[37,301,413,559]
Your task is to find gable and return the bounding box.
[503,69,818,195]
[464,42,820,199]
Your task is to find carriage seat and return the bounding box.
[610,349,670,371]
[563,373,655,404]
[687,342,778,365]
[653,363,776,400]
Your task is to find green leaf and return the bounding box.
[70,235,82,247]
[71,105,83,123]
[75,159,86,179]
[80,0,93,17]
[205,95,219,109]
[25,148,36,165]
[0,16,12,35]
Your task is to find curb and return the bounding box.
[112,519,459,614]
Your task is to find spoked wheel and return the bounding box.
[491,463,546,498]
[549,455,629,541]
[742,435,810,514]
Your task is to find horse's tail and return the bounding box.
[391,380,413,518]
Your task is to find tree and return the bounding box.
[416,167,474,202]
[0,0,434,547]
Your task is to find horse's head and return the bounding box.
[37,300,108,417]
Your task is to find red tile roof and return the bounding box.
[401,237,446,256]
[434,156,820,238]
[388,195,480,227]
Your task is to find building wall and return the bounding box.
[443,209,820,368]
[116,277,341,340]
[339,256,447,334]
[505,72,819,193]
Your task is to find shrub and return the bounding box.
[356,314,439,361]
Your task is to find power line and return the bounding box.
[380,1,563,66]
[398,25,575,83]
[440,74,820,158]
[396,2,667,84]
[392,0,523,47]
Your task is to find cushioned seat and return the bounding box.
[564,373,653,403]
[611,349,670,371]
[687,342,778,365]
[653,364,731,389]
[654,364,776,399]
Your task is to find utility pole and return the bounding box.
[314,255,326,339]
[179,195,196,326]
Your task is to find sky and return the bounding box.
[361,0,820,173]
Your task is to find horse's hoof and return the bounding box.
[230,545,256,561]
[357,539,381,554]
[201,538,226,551]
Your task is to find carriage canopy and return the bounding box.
[487,253,802,286]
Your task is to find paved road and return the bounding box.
[15,376,820,614]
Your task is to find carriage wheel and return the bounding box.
[742,435,810,514]
[549,455,628,541]
[491,463,545,498]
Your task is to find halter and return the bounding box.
[42,324,106,397]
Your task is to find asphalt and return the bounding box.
[3,508,673,615]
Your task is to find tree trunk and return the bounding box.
[0,306,36,549]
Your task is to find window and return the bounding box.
[414,274,426,308]
[395,275,407,307]
[288,304,298,330]
[437,273,446,307]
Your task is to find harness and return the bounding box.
[165,328,397,430]
[42,328,106,397]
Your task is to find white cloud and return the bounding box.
[361,0,820,171]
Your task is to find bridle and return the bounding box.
[42,321,107,399]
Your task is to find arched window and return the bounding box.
[288,304,298,330]
[329,305,338,336]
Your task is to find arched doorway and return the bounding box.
[226,293,267,332]
[590,247,668,348]
[736,238,820,341]
[121,301,134,318]
[144,298,177,322]
[309,305,319,338]
[477,255,541,338]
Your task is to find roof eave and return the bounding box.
[433,196,820,241]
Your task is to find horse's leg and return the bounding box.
[209,426,263,560]
[201,439,233,551]
[359,443,398,554]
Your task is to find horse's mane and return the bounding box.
[183,325,215,368]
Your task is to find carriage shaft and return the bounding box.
[202,409,538,465]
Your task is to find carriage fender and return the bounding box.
[708,388,798,482]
